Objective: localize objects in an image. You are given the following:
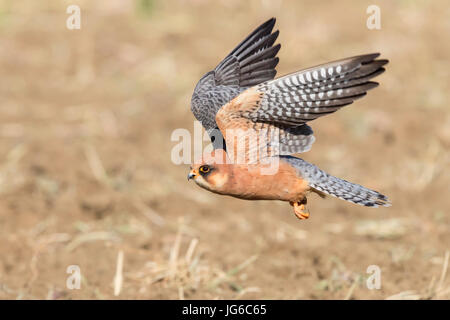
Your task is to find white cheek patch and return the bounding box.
[194,176,211,189]
[194,172,228,191]
[209,173,228,189]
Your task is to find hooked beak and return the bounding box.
[187,169,198,181]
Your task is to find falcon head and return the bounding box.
[188,149,232,193]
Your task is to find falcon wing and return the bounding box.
[215,53,388,163]
[213,17,280,87]
[191,18,280,141]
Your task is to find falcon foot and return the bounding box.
[290,198,309,220]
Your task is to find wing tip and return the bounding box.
[362,52,381,61]
[376,59,389,66]
[366,81,379,89]
[260,17,277,32]
[272,29,280,39]
[273,43,281,54]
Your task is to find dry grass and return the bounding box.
[0,0,449,300]
[386,251,450,300]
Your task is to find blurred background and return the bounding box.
[0,0,449,299]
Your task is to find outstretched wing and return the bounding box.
[214,17,281,87]
[215,53,388,163]
[191,18,281,138]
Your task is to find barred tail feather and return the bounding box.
[281,156,391,207]
[309,174,391,208]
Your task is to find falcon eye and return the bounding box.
[199,165,211,174]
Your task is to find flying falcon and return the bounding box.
[188,18,390,220]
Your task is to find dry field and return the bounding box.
[0,0,449,299]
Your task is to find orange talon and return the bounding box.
[290,200,310,220]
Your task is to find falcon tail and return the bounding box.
[308,172,391,208]
[281,156,391,207]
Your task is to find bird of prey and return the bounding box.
[188,18,390,220]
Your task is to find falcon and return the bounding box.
[188,18,390,220]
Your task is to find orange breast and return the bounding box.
[224,159,310,202]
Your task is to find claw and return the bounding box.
[290,199,310,220]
